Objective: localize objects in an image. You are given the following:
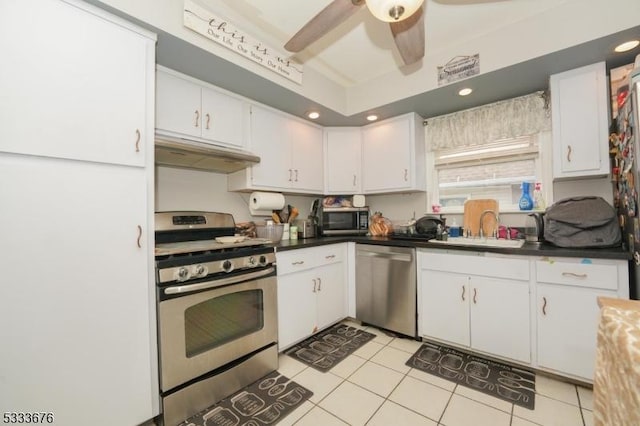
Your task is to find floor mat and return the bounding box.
[285,324,376,372]
[406,341,535,410]
[178,371,313,426]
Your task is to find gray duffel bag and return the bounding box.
[543,196,621,248]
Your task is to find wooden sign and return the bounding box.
[437,54,480,86]
[183,0,303,84]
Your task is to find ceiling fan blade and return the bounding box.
[284,0,364,52]
[389,5,425,65]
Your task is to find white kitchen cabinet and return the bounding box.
[156,67,246,149]
[535,258,629,381]
[550,62,609,179]
[0,0,150,168]
[419,250,531,363]
[0,1,158,425]
[276,244,348,349]
[228,104,324,194]
[324,127,362,194]
[361,112,426,193]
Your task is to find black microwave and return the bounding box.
[316,206,369,236]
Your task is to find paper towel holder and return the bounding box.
[249,191,285,216]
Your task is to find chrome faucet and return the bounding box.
[479,210,499,238]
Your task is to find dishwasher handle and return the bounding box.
[356,250,412,262]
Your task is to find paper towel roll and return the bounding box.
[249,192,285,216]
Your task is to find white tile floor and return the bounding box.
[276,321,593,426]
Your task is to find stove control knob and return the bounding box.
[247,256,256,266]
[258,255,268,266]
[175,267,190,282]
[222,260,233,272]
[193,264,207,277]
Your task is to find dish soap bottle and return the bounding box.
[519,181,534,211]
[533,182,546,210]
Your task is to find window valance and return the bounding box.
[426,91,551,151]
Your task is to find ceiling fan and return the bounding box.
[284,0,505,66]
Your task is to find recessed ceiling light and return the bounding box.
[366,114,378,121]
[458,88,473,96]
[615,40,640,52]
[307,111,320,119]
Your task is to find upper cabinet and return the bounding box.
[361,113,426,193]
[0,0,150,167]
[550,62,609,180]
[324,127,362,194]
[156,67,246,150]
[228,105,324,194]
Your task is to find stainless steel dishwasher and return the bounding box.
[355,244,417,338]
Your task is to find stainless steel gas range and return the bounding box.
[154,211,278,426]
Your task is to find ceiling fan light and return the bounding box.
[365,0,424,22]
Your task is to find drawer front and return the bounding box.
[277,244,345,275]
[535,260,618,290]
[419,251,529,281]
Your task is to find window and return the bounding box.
[429,133,552,213]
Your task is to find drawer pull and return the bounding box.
[566,145,572,162]
[473,288,477,304]
[136,225,142,248]
[135,129,141,153]
[292,260,304,265]
[205,113,211,129]
[194,110,200,128]
[317,277,322,291]
[561,272,587,279]
[461,286,466,301]
[312,278,317,293]
[325,254,336,260]
[542,296,547,316]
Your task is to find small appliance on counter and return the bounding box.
[390,215,444,241]
[313,197,369,236]
[295,218,317,239]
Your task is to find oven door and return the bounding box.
[158,268,277,392]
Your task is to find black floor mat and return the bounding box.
[178,371,313,426]
[285,324,376,372]
[406,341,535,410]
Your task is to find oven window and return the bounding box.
[184,289,264,358]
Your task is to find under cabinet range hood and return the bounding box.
[154,135,260,173]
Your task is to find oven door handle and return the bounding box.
[164,267,276,295]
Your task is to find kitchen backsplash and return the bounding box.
[156,166,613,228]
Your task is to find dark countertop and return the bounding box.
[275,236,631,260]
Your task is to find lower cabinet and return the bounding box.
[419,250,531,364]
[276,244,348,350]
[535,258,628,381]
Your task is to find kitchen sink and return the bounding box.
[429,237,525,249]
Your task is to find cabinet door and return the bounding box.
[420,270,470,347]
[0,154,154,426]
[362,115,412,192]
[470,277,531,363]
[550,62,609,179]
[156,70,202,138]
[325,128,362,194]
[290,119,324,192]
[201,86,245,148]
[316,263,348,330]
[537,284,614,381]
[277,270,318,350]
[249,106,292,189]
[0,0,149,167]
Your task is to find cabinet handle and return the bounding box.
[288,169,293,182]
[136,225,142,248]
[135,129,141,153]
[291,260,304,265]
[295,169,299,182]
[317,277,322,291]
[325,254,336,260]
[566,145,572,162]
[461,286,466,301]
[194,110,200,128]
[473,288,477,304]
[312,278,317,293]
[542,296,547,316]
[404,168,408,181]
[353,174,357,186]
[561,272,587,279]
[205,113,211,130]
